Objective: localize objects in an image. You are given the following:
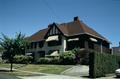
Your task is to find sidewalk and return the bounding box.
[18,74,86,79]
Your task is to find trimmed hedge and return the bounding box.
[89,52,120,78]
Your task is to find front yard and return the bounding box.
[0,64,73,76]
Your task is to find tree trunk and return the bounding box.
[10,62,13,72]
[10,55,13,72]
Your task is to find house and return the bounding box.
[112,42,120,55]
[26,17,110,61]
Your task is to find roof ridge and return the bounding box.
[77,20,86,33]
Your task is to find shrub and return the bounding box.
[72,48,89,65]
[50,57,60,64]
[37,57,60,64]
[13,55,33,64]
[37,58,51,64]
[60,51,76,65]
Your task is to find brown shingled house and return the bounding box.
[26,17,110,61]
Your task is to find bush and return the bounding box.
[37,58,51,64]
[13,55,33,64]
[51,57,60,64]
[72,48,89,65]
[37,57,60,64]
[60,51,76,65]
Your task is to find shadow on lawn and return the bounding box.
[0,69,15,72]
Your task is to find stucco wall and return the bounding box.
[26,36,66,61]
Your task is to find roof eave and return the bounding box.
[64,33,111,43]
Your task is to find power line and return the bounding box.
[41,0,60,20]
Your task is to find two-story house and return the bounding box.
[26,17,110,61]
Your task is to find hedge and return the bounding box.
[89,52,120,78]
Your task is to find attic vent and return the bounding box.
[74,16,79,21]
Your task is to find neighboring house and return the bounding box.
[26,17,110,61]
[112,43,120,55]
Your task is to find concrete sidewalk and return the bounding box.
[18,74,86,79]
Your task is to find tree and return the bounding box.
[0,32,28,71]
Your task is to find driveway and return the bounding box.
[61,65,89,77]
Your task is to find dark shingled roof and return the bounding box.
[27,28,49,42]
[27,17,109,42]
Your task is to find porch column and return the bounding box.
[100,42,103,53]
[85,41,88,49]
[62,36,66,52]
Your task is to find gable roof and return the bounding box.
[58,20,107,41]
[27,17,109,43]
[27,28,49,42]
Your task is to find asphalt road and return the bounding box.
[0,73,20,79]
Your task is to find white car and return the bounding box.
[115,69,120,77]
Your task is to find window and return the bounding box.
[88,41,94,49]
[30,42,34,49]
[38,51,45,57]
[48,40,61,46]
[38,41,44,48]
[34,42,37,48]
[67,40,80,50]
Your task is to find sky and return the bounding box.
[0,0,120,47]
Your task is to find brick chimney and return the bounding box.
[74,16,80,21]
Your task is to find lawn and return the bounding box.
[0,64,73,76]
[18,64,73,74]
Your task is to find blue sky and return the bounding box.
[0,0,120,47]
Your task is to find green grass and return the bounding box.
[0,64,73,76]
[0,63,26,69]
[18,64,73,74]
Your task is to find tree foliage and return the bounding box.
[0,32,28,71]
